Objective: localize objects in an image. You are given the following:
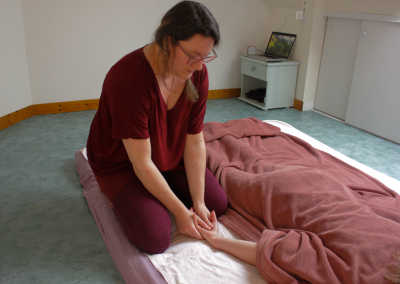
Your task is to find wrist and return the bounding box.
[193,198,205,207]
[208,235,223,248]
[170,203,190,218]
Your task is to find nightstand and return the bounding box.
[239,56,299,110]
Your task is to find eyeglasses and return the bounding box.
[177,43,218,65]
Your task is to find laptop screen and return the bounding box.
[265,32,297,59]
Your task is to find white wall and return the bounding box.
[264,0,326,106]
[0,0,32,117]
[21,0,270,105]
[302,0,326,104]
[325,0,400,16]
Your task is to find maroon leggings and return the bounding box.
[111,168,228,254]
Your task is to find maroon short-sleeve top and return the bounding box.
[86,46,208,201]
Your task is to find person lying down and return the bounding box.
[194,211,400,284]
[199,117,400,284]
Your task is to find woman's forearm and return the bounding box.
[134,160,187,216]
[183,134,206,205]
[123,138,188,217]
[211,237,258,266]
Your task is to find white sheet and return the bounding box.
[265,120,400,193]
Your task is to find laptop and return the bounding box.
[245,32,297,62]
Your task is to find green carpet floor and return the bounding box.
[1,98,399,283]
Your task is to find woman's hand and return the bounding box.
[175,208,204,240]
[193,210,221,247]
[193,202,214,230]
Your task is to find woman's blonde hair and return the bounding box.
[386,252,400,283]
[153,1,220,102]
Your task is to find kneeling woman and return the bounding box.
[86,1,228,254]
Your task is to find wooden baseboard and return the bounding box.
[207,88,241,99]
[0,105,34,131]
[32,89,240,115]
[293,99,303,111]
[34,99,100,115]
[0,89,241,131]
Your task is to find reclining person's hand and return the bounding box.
[193,210,221,247]
[194,210,258,266]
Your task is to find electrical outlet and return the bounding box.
[301,0,309,21]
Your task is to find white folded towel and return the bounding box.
[146,214,267,284]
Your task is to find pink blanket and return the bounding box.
[204,117,400,284]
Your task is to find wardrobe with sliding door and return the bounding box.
[314,13,400,144]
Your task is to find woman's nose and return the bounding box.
[193,60,203,71]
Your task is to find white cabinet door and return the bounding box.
[314,17,361,120]
[345,20,400,144]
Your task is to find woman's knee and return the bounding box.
[212,195,228,217]
[112,180,172,254]
[204,168,228,216]
[127,228,171,254]
[118,212,172,254]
